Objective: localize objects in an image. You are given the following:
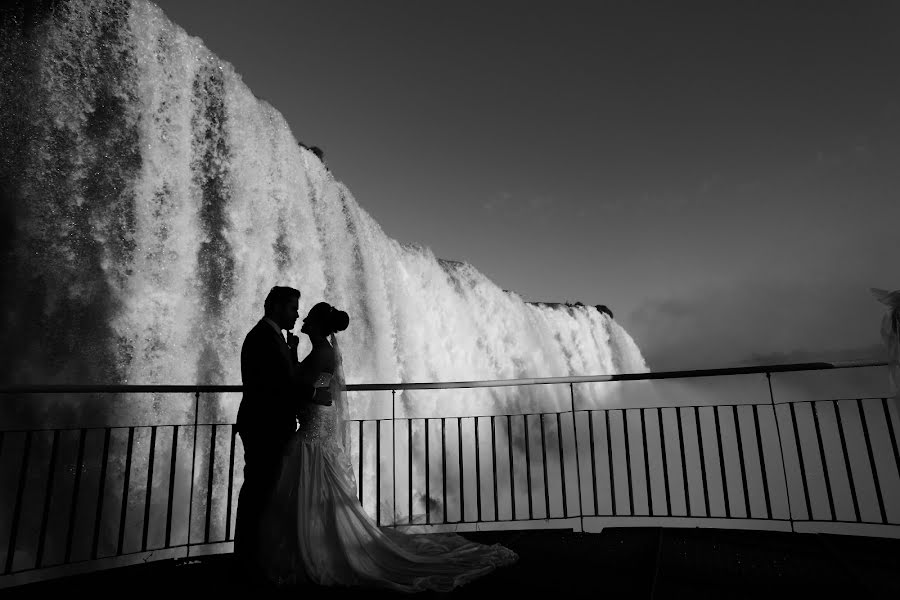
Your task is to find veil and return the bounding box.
[328,333,357,486]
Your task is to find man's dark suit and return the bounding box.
[234,318,308,575]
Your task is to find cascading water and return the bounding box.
[0,0,647,414]
[0,0,649,570]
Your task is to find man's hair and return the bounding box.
[264,286,301,313]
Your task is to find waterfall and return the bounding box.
[0,0,648,420]
[0,0,652,571]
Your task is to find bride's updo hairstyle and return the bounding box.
[307,302,349,335]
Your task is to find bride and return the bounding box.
[258,302,518,592]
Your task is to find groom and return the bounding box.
[234,285,309,580]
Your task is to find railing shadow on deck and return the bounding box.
[0,360,897,589]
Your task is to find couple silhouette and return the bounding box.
[233,286,516,593]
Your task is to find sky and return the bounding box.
[152,0,900,372]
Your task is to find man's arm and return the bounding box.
[241,327,288,393]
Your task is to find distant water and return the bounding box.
[0,0,648,425]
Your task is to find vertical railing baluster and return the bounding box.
[753,405,772,520]
[64,428,88,563]
[425,418,430,525]
[225,426,237,541]
[442,418,447,524]
[720,406,741,513]
[588,410,599,516]
[507,415,516,520]
[694,407,710,517]
[677,408,689,517]
[475,417,482,522]
[556,412,568,518]
[524,415,533,520]
[6,430,32,573]
[606,411,616,516]
[204,424,217,543]
[811,403,835,521]
[35,430,60,568]
[788,403,812,520]
[142,426,158,551]
[458,418,465,522]
[491,416,498,521]
[91,427,111,560]
[408,419,413,525]
[358,422,364,508]
[165,425,178,549]
[391,391,396,527]
[117,427,135,556]
[732,406,750,519]
[857,399,887,524]
[640,409,651,516]
[376,419,382,526]
[713,407,730,518]
[539,414,550,518]
[623,410,634,516]
[658,408,671,516]
[834,400,861,523]
[883,398,900,489]
[767,373,794,531]
[186,391,200,554]
[569,383,583,530]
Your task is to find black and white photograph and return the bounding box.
[1,0,899,597]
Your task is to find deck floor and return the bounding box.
[4,527,900,598]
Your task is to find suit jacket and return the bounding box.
[236,319,309,443]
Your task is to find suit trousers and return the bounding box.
[234,427,292,575]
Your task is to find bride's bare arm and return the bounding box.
[297,344,335,405]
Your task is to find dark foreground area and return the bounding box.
[5,527,900,598]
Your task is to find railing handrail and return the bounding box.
[0,360,888,394]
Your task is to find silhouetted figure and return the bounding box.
[234,286,314,584]
[256,303,518,591]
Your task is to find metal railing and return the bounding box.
[0,360,896,588]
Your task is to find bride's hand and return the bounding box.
[286,332,300,351]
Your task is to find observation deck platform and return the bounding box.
[5,526,900,598]
[3,362,898,596]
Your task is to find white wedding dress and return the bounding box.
[258,336,518,593]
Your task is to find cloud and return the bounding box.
[626,278,888,372]
[482,191,512,212]
[482,191,557,214]
[744,344,885,366]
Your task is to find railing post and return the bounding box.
[570,383,584,532]
[392,388,396,527]
[767,372,794,533]
[186,390,201,555]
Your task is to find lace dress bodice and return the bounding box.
[296,402,337,446]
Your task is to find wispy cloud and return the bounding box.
[483,191,512,212]
[626,279,888,372]
[482,191,557,214]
